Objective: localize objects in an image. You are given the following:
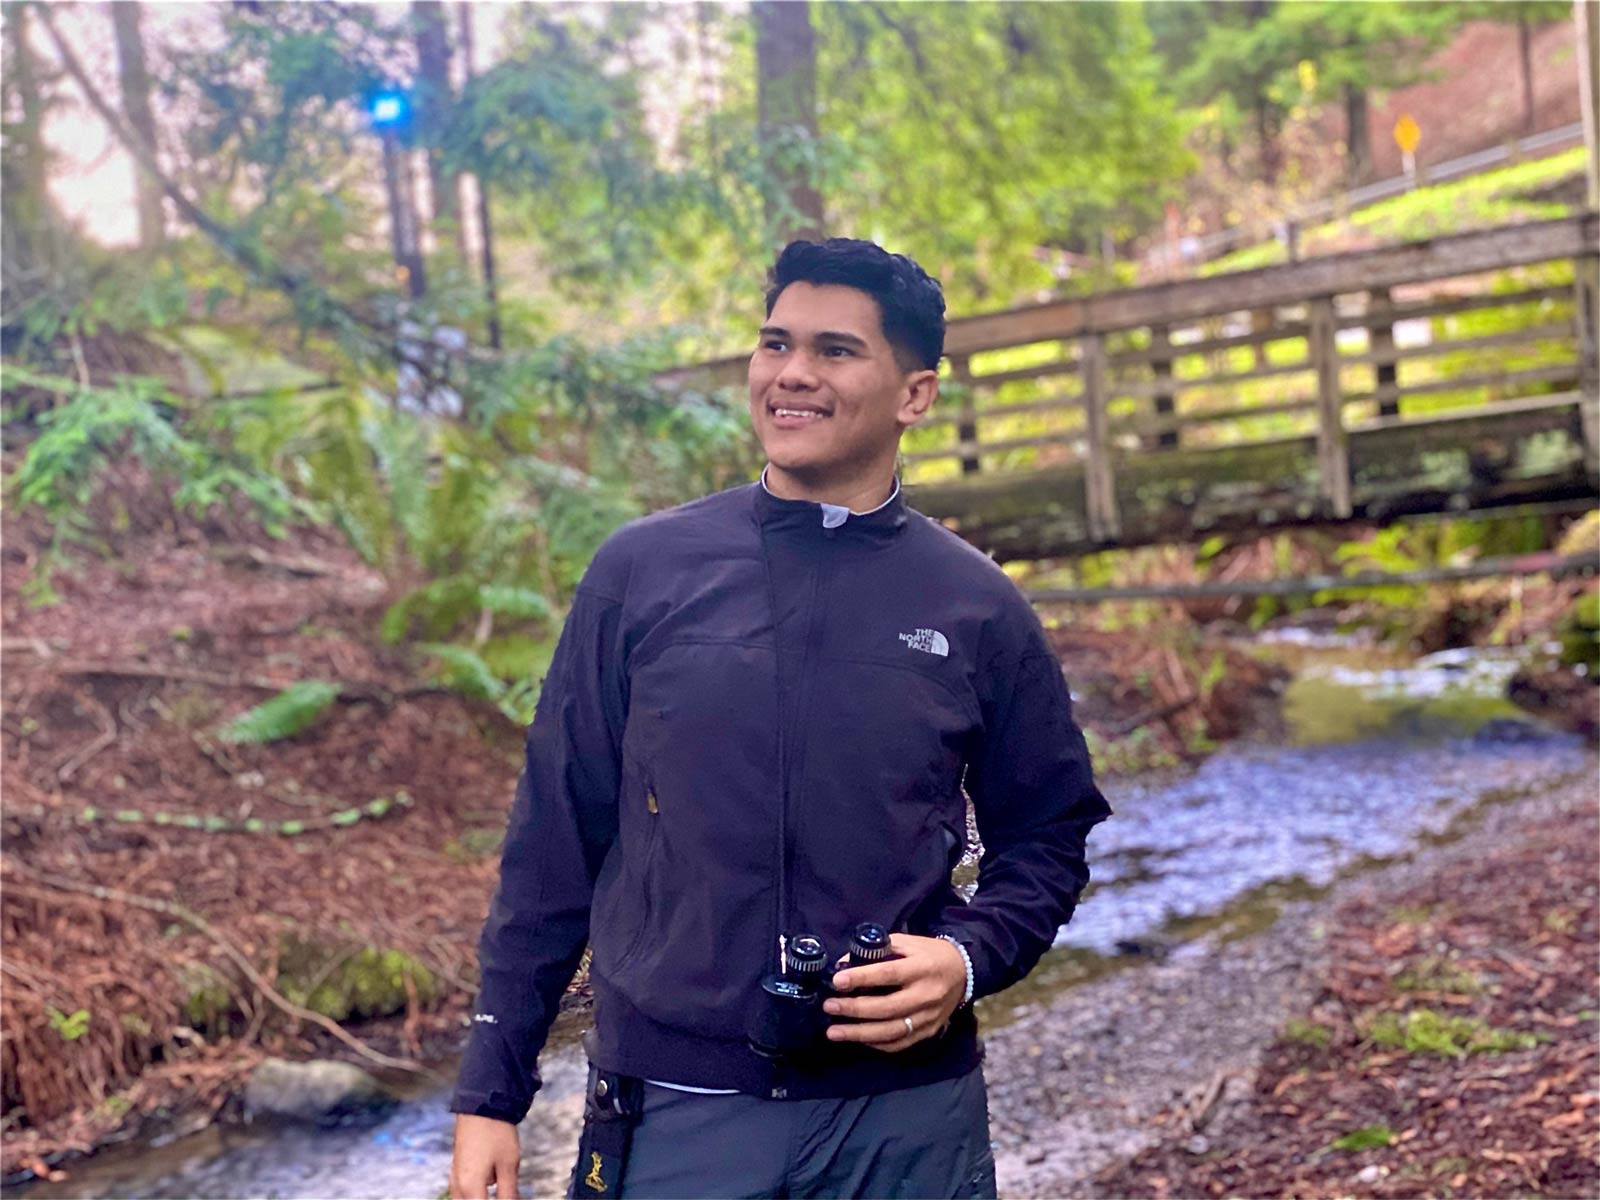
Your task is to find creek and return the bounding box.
[22,635,1590,1199]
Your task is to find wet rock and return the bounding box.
[1112,938,1172,960]
[1469,715,1562,745]
[1507,664,1598,741]
[244,1057,397,1126]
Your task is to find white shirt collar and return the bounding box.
[759,466,900,529]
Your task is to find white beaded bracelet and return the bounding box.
[935,934,975,1006]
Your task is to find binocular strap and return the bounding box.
[568,1065,644,1200]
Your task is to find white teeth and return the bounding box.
[774,408,826,419]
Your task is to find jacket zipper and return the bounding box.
[779,560,830,938]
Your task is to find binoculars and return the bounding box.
[747,922,899,1059]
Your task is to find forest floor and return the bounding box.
[0,479,1293,1183]
[988,765,1598,1200]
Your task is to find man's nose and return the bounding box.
[775,351,819,390]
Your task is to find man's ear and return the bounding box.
[897,370,940,428]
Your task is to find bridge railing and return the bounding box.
[658,215,1598,553]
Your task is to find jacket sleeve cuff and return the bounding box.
[448,1091,529,1125]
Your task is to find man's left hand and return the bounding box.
[822,933,966,1052]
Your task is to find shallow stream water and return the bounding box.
[23,638,1590,1199]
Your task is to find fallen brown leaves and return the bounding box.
[1092,803,1600,1199]
[1,506,524,1179]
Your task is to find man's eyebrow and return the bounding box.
[756,325,871,349]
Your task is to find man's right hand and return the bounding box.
[450,1114,521,1199]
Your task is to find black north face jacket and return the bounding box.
[450,481,1110,1122]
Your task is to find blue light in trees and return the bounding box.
[370,93,407,127]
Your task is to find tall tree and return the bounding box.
[753,0,824,244]
[111,0,164,247]
[1154,0,1290,183]
[816,2,1190,302]
[1163,1,1460,188]
[412,0,464,264]
[2,0,68,325]
[456,3,500,349]
[1454,2,1574,137]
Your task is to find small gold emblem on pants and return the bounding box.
[584,1151,606,1192]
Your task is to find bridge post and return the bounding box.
[1309,297,1353,518]
[1147,325,1178,449]
[1080,332,1121,542]
[950,353,981,475]
[1368,287,1399,419]
[1576,254,1599,481]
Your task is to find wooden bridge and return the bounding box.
[662,215,1599,563]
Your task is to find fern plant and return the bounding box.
[219,681,342,744]
[4,365,306,603]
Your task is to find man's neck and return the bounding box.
[762,464,897,512]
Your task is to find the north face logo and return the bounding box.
[899,628,950,657]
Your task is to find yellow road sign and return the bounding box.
[1394,114,1421,156]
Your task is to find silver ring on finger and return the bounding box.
[903,1016,915,1037]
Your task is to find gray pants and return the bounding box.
[597,1068,996,1199]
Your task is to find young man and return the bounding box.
[450,239,1110,1199]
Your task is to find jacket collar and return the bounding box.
[752,467,909,542]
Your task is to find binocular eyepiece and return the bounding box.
[747,923,900,1060]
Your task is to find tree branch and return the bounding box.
[5,863,439,1079]
[35,5,387,350]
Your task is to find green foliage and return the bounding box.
[1366,1008,1544,1057]
[1558,591,1600,673]
[218,681,342,744]
[4,365,304,603]
[1281,1018,1332,1048]
[278,940,439,1023]
[814,2,1192,304]
[1204,148,1587,275]
[443,827,507,864]
[181,963,234,1036]
[5,255,194,364]
[419,643,504,702]
[447,11,674,297]
[1324,525,1428,608]
[1392,956,1481,995]
[47,1007,90,1041]
[1154,0,1460,176]
[1330,1123,1394,1152]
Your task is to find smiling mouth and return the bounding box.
[770,405,831,421]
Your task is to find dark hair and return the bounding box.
[764,238,946,371]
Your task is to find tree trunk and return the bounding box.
[1518,11,1537,137]
[3,4,50,222]
[2,1,65,313]
[111,0,163,248]
[457,4,499,349]
[753,0,824,244]
[1343,84,1371,187]
[1254,99,1279,185]
[411,1,458,260]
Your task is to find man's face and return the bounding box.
[748,282,935,487]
